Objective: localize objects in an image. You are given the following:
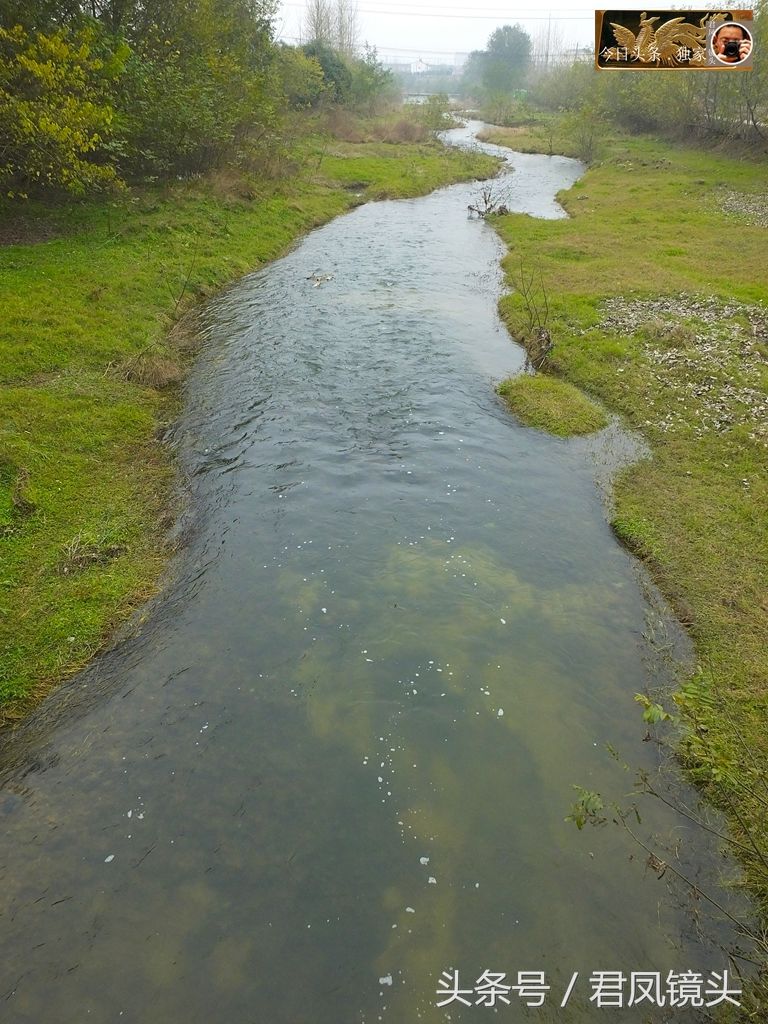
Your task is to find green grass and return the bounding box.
[318,140,495,199]
[497,373,608,436]
[487,120,768,937]
[0,129,500,723]
[478,118,585,160]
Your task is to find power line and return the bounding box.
[280,3,593,20]
[277,34,592,57]
[280,36,471,52]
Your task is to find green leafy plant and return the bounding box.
[419,93,451,133]
[565,786,606,830]
[635,691,673,724]
[0,23,127,197]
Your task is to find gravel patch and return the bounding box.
[599,293,768,445]
[717,189,768,228]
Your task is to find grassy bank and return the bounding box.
[485,123,768,937]
[478,118,584,161]
[497,374,607,436]
[0,126,499,724]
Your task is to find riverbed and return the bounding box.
[0,122,745,1022]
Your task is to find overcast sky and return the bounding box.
[274,0,600,62]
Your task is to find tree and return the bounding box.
[302,39,351,102]
[303,0,333,46]
[108,0,281,178]
[531,16,565,70]
[460,49,487,100]
[483,23,532,93]
[303,0,358,57]
[348,44,394,114]
[276,43,325,108]
[333,0,358,58]
[0,22,127,196]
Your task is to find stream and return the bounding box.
[0,122,748,1023]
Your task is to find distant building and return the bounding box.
[381,54,469,77]
[381,60,412,75]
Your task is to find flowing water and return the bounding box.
[0,124,747,1022]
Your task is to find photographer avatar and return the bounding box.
[711,22,753,64]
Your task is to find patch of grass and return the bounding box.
[478,116,584,160]
[497,373,608,436]
[0,122,501,724]
[489,121,768,937]
[317,140,498,200]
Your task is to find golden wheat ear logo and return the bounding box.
[601,10,729,66]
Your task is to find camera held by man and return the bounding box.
[712,22,753,64]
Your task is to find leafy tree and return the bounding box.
[109,0,281,177]
[0,0,279,52]
[0,22,127,196]
[302,39,351,103]
[0,0,84,31]
[483,23,532,94]
[459,49,486,100]
[114,50,270,177]
[420,92,450,132]
[276,43,325,109]
[348,45,395,114]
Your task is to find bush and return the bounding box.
[302,40,352,103]
[420,93,450,132]
[115,50,281,179]
[0,23,127,197]
[276,45,326,109]
[347,45,396,115]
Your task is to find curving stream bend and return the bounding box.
[0,122,746,1023]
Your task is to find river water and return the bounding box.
[0,124,746,1022]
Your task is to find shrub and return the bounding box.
[0,23,127,197]
[276,45,326,109]
[420,93,450,132]
[114,50,279,179]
